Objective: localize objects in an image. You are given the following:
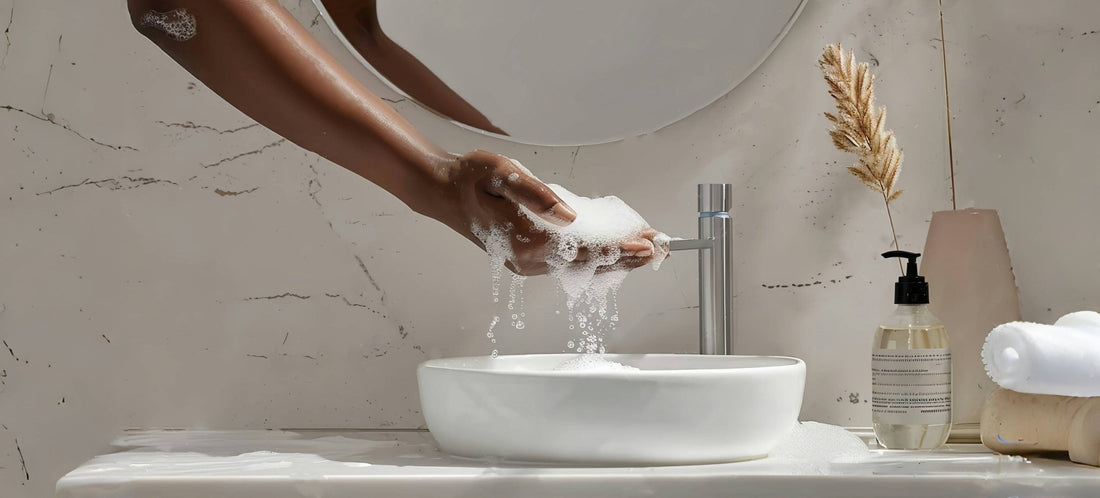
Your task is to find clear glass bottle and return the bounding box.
[873,252,952,450]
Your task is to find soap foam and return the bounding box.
[766,421,870,474]
[553,354,639,372]
[521,183,669,353]
[472,223,516,356]
[140,9,197,42]
[474,170,670,355]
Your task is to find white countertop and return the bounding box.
[56,429,1100,498]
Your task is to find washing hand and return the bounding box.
[424,150,664,276]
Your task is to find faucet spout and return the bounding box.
[669,184,732,355]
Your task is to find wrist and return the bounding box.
[401,152,462,225]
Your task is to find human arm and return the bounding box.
[126,0,657,275]
[319,0,508,135]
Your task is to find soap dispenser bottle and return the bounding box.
[873,251,952,449]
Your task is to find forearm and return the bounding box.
[321,0,506,135]
[128,0,457,214]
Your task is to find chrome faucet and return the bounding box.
[669,184,732,355]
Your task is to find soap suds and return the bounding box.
[140,9,197,41]
[520,183,669,353]
[553,354,639,372]
[766,421,869,474]
[472,223,515,357]
[474,168,669,356]
[507,273,526,330]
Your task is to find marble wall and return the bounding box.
[1,1,1097,496]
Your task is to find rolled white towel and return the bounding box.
[982,311,1100,397]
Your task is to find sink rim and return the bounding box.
[419,353,805,379]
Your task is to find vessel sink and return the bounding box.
[417,354,806,465]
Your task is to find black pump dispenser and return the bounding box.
[881,251,929,305]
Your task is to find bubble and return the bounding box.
[491,349,499,358]
[477,180,672,361]
[566,341,575,348]
[553,355,639,371]
[140,9,197,42]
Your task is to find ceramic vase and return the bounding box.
[920,208,1022,437]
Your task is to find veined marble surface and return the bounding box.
[2,1,1099,497]
[55,430,1100,498]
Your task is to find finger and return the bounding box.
[498,174,577,227]
[619,238,655,257]
[595,256,651,274]
[567,238,654,263]
[505,258,549,277]
[572,245,628,263]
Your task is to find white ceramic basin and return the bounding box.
[417,354,806,465]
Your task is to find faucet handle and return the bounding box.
[698,184,732,213]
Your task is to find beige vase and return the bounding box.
[920,208,1022,439]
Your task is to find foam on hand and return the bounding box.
[533,184,670,352]
[140,9,198,41]
[981,311,1100,397]
[474,163,671,356]
[524,184,668,260]
[525,184,669,293]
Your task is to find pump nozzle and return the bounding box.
[881,250,929,304]
[882,250,921,278]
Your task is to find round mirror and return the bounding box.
[315,0,806,145]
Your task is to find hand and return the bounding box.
[425,150,663,276]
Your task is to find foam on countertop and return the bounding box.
[765,422,870,474]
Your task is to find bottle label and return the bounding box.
[872,348,952,425]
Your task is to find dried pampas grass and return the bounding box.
[819,43,903,257]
